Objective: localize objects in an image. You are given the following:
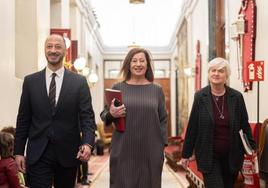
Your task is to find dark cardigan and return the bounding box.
[182,85,256,173]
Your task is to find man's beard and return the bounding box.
[46,53,64,65]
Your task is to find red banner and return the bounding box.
[239,0,257,91]
[195,40,201,91]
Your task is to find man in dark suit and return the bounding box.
[14,34,96,188]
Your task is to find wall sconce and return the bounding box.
[231,13,245,41]
[73,57,98,87]
[82,67,90,76]
[184,67,195,77]
[236,14,245,35]
[74,57,86,72]
[88,70,99,88]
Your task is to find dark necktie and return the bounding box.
[49,73,57,108]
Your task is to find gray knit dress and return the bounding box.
[101,82,167,188]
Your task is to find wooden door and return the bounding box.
[154,78,171,136]
[216,0,225,58]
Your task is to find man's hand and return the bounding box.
[180,158,190,169]
[180,156,195,169]
[15,155,26,173]
[76,144,91,162]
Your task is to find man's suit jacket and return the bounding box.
[182,85,256,173]
[14,68,96,167]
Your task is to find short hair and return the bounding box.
[119,48,154,82]
[1,126,16,136]
[208,57,231,78]
[46,34,67,49]
[0,132,14,158]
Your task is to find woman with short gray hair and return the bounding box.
[181,57,256,187]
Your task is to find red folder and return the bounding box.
[104,89,125,132]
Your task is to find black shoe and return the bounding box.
[81,179,91,186]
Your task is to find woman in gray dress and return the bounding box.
[100,48,167,188]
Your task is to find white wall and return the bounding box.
[182,0,209,114]
[170,48,178,136]
[191,0,209,90]
[228,0,268,122]
[254,0,268,121]
[73,0,104,123]
[50,0,61,28]
[0,0,105,129]
[15,0,39,78]
[177,0,268,123]
[37,1,50,70]
[70,4,80,40]
[86,31,104,123]
[61,0,70,28]
[0,0,50,129]
[0,0,22,128]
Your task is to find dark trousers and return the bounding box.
[203,154,238,188]
[26,143,77,188]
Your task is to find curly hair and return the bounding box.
[0,132,14,158]
[1,126,16,136]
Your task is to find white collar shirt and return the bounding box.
[45,66,65,105]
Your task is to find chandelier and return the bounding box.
[127,42,140,49]
[129,0,144,4]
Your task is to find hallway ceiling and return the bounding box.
[90,0,183,49]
